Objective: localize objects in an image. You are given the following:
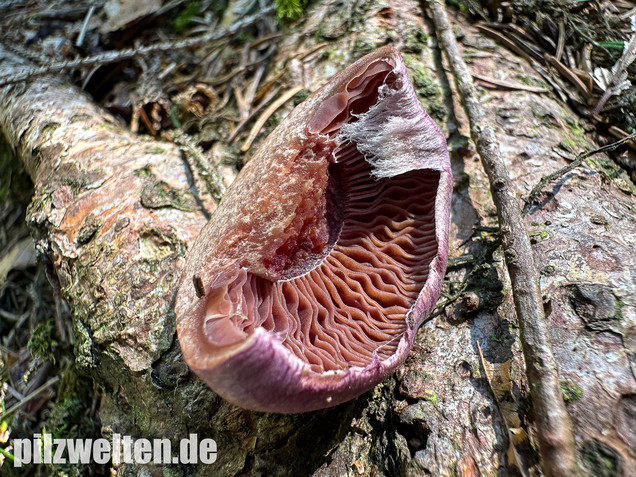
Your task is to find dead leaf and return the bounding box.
[545,55,591,97]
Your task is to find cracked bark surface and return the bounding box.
[1,0,634,475]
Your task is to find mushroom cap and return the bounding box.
[175,46,452,413]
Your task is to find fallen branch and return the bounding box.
[426,1,580,475]
[523,131,636,215]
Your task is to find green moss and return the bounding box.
[542,264,556,276]
[46,364,102,474]
[27,320,59,364]
[36,189,51,211]
[459,46,479,63]
[580,439,623,477]
[276,0,307,21]
[403,27,428,54]
[140,180,196,212]
[321,47,346,64]
[496,106,521,122]
[422,390,438,404]
[560,381,583,403]
[134,165,154,178]
[172,2,199,34]
[94,316,124,340]
[555,116,587,149]
[148,146,168,155]
[351,28,394,58]
[514,73,549,89]
[292,88,312,106]
[402,55,445,124]
[471,363,481,378]
[558,137,585,152]
[564,115,584,136]
[314,21,342,42]
[529,101,557,128]
[616,299,625,319]
[445,0,471,14]
[73,319,95,368]
[588,156,636,195]
[352,36,378,57]
[529,229,549,243]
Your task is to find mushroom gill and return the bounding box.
[175,46,452,413]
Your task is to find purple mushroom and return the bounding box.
[175,46,452,413]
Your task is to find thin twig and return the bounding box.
[0,8,275,88]
[555,21,565,61]
[171,129,226,202]
[523,131,636,215]
[5,383,25,401]
[3,309,30,346]
[426,2,580,475]
[75,6,95,47]
[0,376,60,420]
[471,72,550,93]
[228,86,281,143]
[0,309,28,322]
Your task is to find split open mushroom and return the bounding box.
[175,46,452,413]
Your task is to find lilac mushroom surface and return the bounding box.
[174,46,452,413]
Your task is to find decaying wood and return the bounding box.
[427,1,580,475]
[1,0,635,475]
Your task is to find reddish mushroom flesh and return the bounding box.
[175,46,452,413]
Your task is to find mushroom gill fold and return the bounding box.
[175,46,452,412]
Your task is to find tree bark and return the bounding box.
[1,1,634,475]
[427,2,579,474]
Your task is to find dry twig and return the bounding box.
[0,376,59,420]
[523,131,636,214]
[427,1,580,475]
[471,72,550,93]
[241,86,304,152]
